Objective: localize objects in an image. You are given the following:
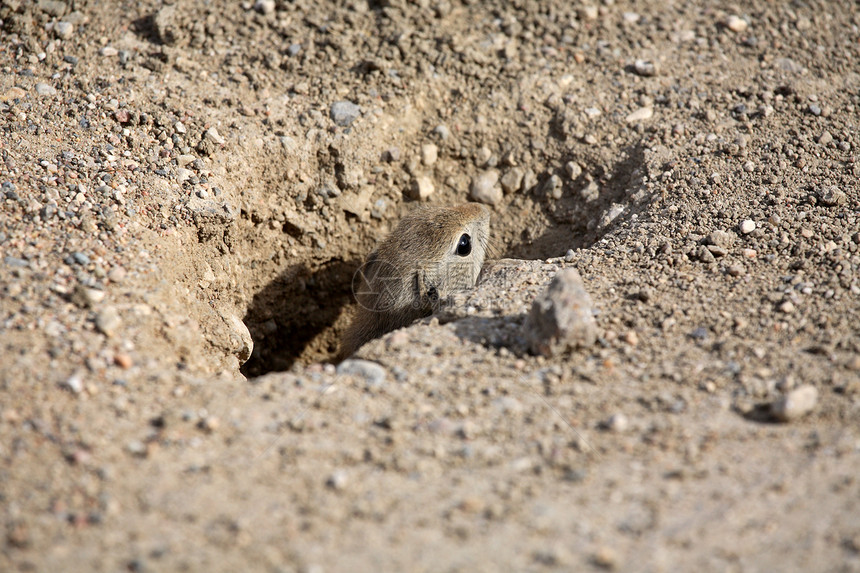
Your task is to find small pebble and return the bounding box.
[420,143,438,166]
[771,385,818,422]
[632,59,657,77]
[579,5,598,20]
[739,219,756,234]
[337,359,386,386]
[475,146,493,167]
[107,266,127,283]
[705,230,735,248]
[500,168,523,194]
[176,168,194,183]
[817,187,846,207]
[625,106,653,123]
[520,169,537,192]
[95,306,122,337]
[778,301,795,314]
[114,354,133,369]
[383,147,401,162]
[433,124,450,140]
[565,161,582,179]
[254,0,275,14]
[604,413,629,433]
[126,441,147,457]
[198,416,220,433]
[409,175,435,201]
[330,101,361,127]
[54,21,74,40]
[35,83,57,96]
[63,373,84,394]
[326,470,349,490]
[592,546,619,569]
[39,0,67,17]
[205,127,225,145]
[470,170,502,206]
[542,174,563,200]
[725,15,748,33]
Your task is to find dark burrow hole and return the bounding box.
[240,258,358,377]
[240,145,649,376]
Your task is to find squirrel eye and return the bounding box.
[456,233,472,256]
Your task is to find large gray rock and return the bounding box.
[525,268,597,356]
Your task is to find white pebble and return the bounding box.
[771,385,818,422]
[63,373,84,394]
[739,219,756,234]
[206,127,226,145]
[725,15,748,33]
[254,0,276,14]
[470,170,502,206]
[409,175,435,201]
[625,106,653,123]
[54,21,74,40]
[420,143,438,166]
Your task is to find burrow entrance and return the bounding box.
[237,144,652,377]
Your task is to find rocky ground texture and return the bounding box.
[1,0,859,571]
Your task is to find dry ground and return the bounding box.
[1,0,859,571]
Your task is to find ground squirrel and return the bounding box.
[339,203,491,358]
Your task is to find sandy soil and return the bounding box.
[1,0,859,571]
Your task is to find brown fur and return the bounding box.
[339,203,490,359]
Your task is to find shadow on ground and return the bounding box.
[240,258,359,376]
[505,144,651,259]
